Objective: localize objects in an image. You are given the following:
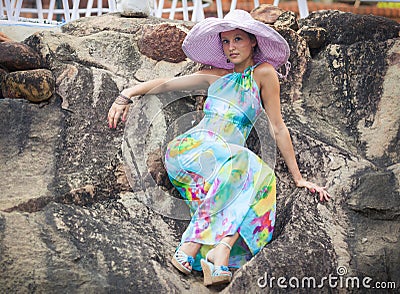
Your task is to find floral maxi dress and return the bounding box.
[165,63,276,271]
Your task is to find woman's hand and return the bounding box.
[107,98,131,129]
[295,178,331,202]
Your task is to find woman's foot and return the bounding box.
[204,243,232,275]
[171,242,201,274]
[201,241,233,286]
[201,233,239,286]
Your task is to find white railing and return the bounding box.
[0,0,116,25]
[153,0,213,21]
[0,0,315,26]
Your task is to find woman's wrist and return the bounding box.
[114,92,132,105]
[293,175,303,187]
[119,93,132,102]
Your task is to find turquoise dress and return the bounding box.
[165,63,276,271]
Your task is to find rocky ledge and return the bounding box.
[0,8,399,293]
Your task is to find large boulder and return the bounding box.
[2,69,55,102]
[0,11,399,293]
[0,42,43,71]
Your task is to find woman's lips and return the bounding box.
[230,53,239,58]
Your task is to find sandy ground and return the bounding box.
[0,21,61,42]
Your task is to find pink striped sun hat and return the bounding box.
[182,9,290,71]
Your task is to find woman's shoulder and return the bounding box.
[254,62,279,91]
[254,62,279,82]
[254,62,276,75]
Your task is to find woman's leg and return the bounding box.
[177,233,239,272]
[207,232,239,270]
[178,241,202,271]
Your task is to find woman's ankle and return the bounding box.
[180,241,201,257]
[212,245,231,267]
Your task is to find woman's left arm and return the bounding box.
[257,64,331,202]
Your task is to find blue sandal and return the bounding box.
[200,241,233,286]
[171,243,195,275]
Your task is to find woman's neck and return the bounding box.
[233,61,255,73]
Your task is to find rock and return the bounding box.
[58,13,172,37]
[0,68,7,98]
[275,26,310,104]
[0,11,399,293]
[347,206,400,286]
[347,171,400,220]
[146,147,174,191]
[138,23,189,63]
[250,4,286,24]
[120,0,150,17]
[297,26,327,49]
[357,41,400,163]
[274,11,299,31]
[0,99,64,211]
[0,42,43,71]
[299,11,400,46]
[2,69,55,102]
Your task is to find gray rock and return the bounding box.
[0,11,399,293]
[347,171,400,220]
[299,10,400,46]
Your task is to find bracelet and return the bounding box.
[118,93,132,103]
[114,93,132,105]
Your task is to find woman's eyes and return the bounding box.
[222,37,243,44]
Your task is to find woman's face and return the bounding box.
[220,29,257,66]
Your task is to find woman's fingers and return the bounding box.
[113,112,120,128]
[108,109,114,128]
[300,180,331,202]
[319,189,331,202]
[316,187,331,202]
[108,103,129,128]
[122,105,130,122]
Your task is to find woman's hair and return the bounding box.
[246,32,257,42]
[247,32,259,54]
[219,30,259,54]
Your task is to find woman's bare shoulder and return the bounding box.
[254,62,276,76]
[254,62,279,87]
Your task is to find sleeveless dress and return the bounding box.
[165,63,276,271]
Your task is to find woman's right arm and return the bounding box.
[108,70,219,128]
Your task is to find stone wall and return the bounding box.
[0,10,399,293]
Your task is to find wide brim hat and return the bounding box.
[182,9,290,71]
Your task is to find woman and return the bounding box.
[108,10,330,286]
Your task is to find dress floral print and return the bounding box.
[165,63,276,271]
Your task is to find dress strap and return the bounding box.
[252,62,262,70]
